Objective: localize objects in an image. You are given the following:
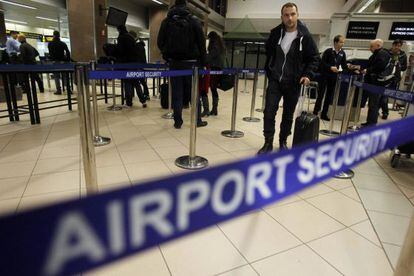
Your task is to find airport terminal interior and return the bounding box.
[0,0,414,275]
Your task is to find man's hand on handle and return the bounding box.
[300,77,310,86]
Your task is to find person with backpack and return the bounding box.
[257,2,320,154]
[157,0,207,129]
[204,31,225,117]
[18,34,44,93]
[115,25,147,108]
[380,39,408,120]
[361,39,391,127]
[313,35,348,121]
[129,31,151,101]
[48,31,71,95]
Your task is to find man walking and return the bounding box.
[158,0,207,129]
[313,35,348,121]
[48,31,71,95]
[258,2,319,154]
[361,39,391,127]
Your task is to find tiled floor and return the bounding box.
[0,78,413,275]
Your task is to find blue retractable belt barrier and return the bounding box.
[88,69,193,80]
[0,63,75,72]
[96,63,168,70]
[1,116,414,276]
[354,81,414,104]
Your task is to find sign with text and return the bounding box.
[389,22,414,41]
[346,21,379,40]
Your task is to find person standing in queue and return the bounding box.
[157,0,208,129]
[115,25,147,108]
[380,39,408,120]
[205,31,225,117]
[48,31,71,95]
[361,39,391,127]
[129,30,151,101]
[258,2,320,154]
[18,34,44,93]
[313,35,348,121]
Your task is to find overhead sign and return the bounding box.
[6,30,42,40]
[389,22,414,41]
[346,21,379,40]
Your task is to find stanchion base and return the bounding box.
[175,155,208,170]
[255,108,264,112]
[93,136,111,147]
[334,169,354,179]
[162,112,174,119]
[243,117,261,122]
[319,129,340,137]
[221,130,244,138]
[107,105,122,111]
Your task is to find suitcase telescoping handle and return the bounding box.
[299,84,310,113]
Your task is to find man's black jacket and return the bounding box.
[157,4,206,65]
[320,48,348,78]
[116,31,140,63]
[366,48,391,84]
[48,38,70,62]
[20,41,39,65]
[265,20,320,82]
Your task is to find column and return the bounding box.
[67,0,107,62]
[149,7,168,63]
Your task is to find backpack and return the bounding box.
[165,13,194,60]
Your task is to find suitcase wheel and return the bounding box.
[391,153,401,168]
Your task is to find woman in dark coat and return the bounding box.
[202,31,225,116]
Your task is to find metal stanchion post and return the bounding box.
[162,77,173,119]
[47,73,51,92]
[241,72,249,93]
[335,75,357,179]
[348,74,365,132]
[320,73,342,136]
[107,61,122,111]
[391,83,400,111]
[395,214,414,276]
[243,70,261,122]
[222,72,244,138]
[175,67,208,170]
[89,61,111,147]
[256,74,267,112]
[76,65,98,194]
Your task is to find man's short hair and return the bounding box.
[333,35,344,44]
[10,31,18,35]
[393,39,404,46]
[53,31,60,37]
[281,2,298,14]
[175,0,187,6]
[371,38,384,48]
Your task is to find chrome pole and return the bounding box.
[335,75,357,179]
[348,74,365,132]
[222,71,244,138]
[47,73,51,92]
[175,67,208,170]
[243,70,261,122]
[320,73,342,137]
[256,74,268,112]
[162,76,173,119]
[76,65,98,194]
[107,61,122,111]
[89,61,111,146]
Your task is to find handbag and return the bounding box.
[217,57,235,91]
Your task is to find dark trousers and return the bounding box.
[380,96,389,116]
[314,75,337,116]
[138,79,149,97]
[124,79,146,105]
[366,92,381,125]
[32,73,44,92]
[263,80,300,141]
[170,75,202,124]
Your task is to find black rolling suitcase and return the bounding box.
[293,84,320,146]
[160,83,169,109]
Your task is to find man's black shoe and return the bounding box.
[174,121,183,129]
[320,114,330,121]
[257,137,274,155]
[197,121,208,127]
[382,114,388,120]
[54,91,62,95]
